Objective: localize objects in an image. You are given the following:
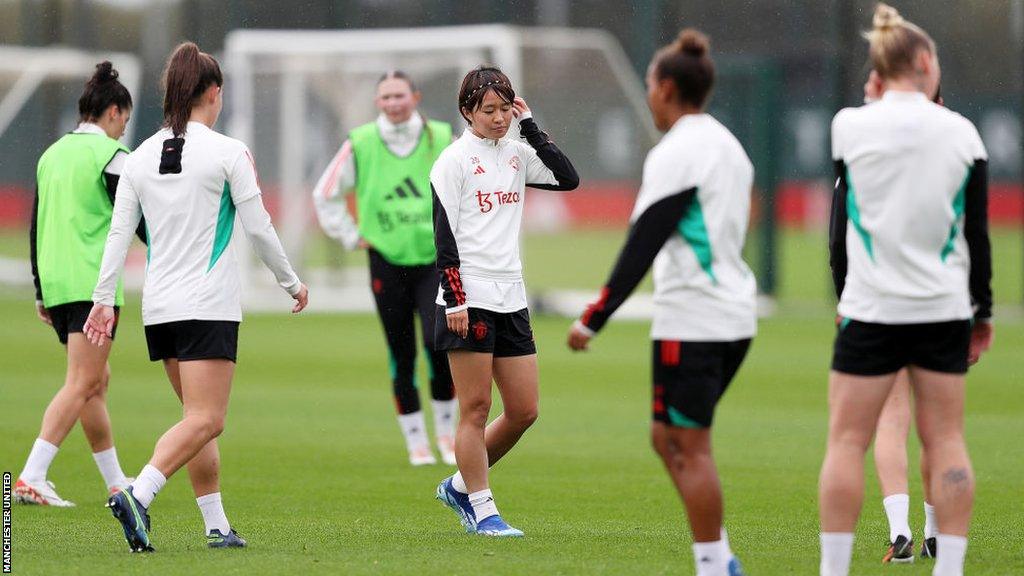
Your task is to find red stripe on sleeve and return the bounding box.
[580,286,610,327]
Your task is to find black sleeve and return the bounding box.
[829,160,849,300]
[103,172,148,245]
[519,117,580,191]
[29,186,42,302]
[432,184,465,309]
[964,159,992,321]
[580,188,696,334]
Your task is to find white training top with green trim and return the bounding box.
[636,114,757,341]
[832,91,987,323]
[93,122,300,325]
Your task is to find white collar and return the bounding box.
[377,113,422,142]
[667,113,709,135]
[73,122,107,136]
[881,90,929,102]
[461,127,502,147]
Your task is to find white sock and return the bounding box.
[129,464,166,508]
[923,502,937,539]
[933,534,967,576]
[883,493,912,542]
[196,492,230,535]
[469,489,499,522]
[20,438,59,483]
[820,532,854,576]
[432,399,457,439]
[397,411,430,452]
[721,527,734,558]
[92,447,128,490]
[693,539,729,576]
[451,471,469,494]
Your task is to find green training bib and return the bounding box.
[36,133,129,307]
[350,119,452,266]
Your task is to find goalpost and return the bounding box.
[223,25,659,312]
[0,46,142,290]
[0,45,142,143]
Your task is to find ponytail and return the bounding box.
[652,28,715,109]
[161,42,223,137]
[863,3,935,80]
[78,61,132,122]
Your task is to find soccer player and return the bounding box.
[433,65,579,537]
[859,70,942,564]
[567,28,755,576]
[85,42,308,553]
[312,70,457,466]
[16,61,139,507]
[819,5,993,576]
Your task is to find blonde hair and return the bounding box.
[863,3,935,80]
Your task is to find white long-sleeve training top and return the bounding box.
[431,113,579,314]
[311,113,426,250]
[830,90,992,324]
[579,113,758,342]
[93,121,301,325]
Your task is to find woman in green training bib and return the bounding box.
[312,70,457,466]
[17,61,142,506]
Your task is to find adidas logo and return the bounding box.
[384,177,424,201]
[473,165,486,175]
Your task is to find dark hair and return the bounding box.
[457,66,515,124]
[378,69,434,150]
[161,42,223,137]
[652,28,715,109]
[78,61,132,122]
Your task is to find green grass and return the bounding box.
[1,291,1022,575]
[3,226,1021,306]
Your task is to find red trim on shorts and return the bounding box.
[660,341,681,366]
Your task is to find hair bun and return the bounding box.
[92,61,118,84]
[677,28,710,58]
[872,3,904,30]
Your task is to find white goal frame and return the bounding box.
[0,45,142,142]
[223,25,657,312]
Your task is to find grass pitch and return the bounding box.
[1,290,1022,575]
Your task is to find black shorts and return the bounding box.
[47,301,119,345]
[145,320,240,362]
[434,306,536,357]
[652,339,751,429]
[832,318,971,376]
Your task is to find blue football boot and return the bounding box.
[474,515,524,538]
[436,476,476,533]
[728,556,746,576]
[207,528,247,548]
[106,486,153,553]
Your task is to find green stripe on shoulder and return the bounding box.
[208,181,236,272]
